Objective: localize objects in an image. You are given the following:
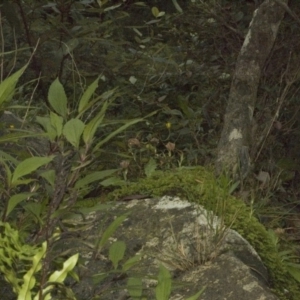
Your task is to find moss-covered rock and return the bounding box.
[108,166,300,300]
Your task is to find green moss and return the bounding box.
[108,166,300,300]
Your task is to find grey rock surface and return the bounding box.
[68,196,279,300]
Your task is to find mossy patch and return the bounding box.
[108,166,300,300]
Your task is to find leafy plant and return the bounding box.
[91,214,143,297]
[268,229,300,284]
[0,62,154,298]
[0,222,78,300]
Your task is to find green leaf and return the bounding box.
[0,149,19,165]
[93,118,144,151]
[77,87,118,119]
[48,78,68,118]
[63,118,85,149]
[36,116,57,141]
[98,214,129,249]
[172,0,183,13]
[122,255,141,272]
[109,241,126,269]
[6,193,34,218]
[228,180,240,194]
[39,253,79,300]
[39,170,56,187]
[94,111,157,152]
[177,97,192,119]
[48,253,79,282]
[287,265,300,283]
[92,273,109,285]
[0,132,46,143]
[50,111,64,137]
[0,65,27,107]
[23,202,44,223]
[127,277,143,298]
[11,156,54,185]
[83,100,109,146]
[155,264,172,300]
[151,7,159,18]
[75,169,118,189]
[144,157,157,178]
[186,287,206,300]
[100,87,118,101]
[78,77,99,113]
[10,179,35,187]
[0,159,13,185]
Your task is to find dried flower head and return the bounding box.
[165,142,175,152]
[150,137,159,145]
[120,160,130,169]
[128,138,140,148]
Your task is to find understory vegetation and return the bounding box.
[1,0,300,299]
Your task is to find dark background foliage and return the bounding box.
[1,0,300,276]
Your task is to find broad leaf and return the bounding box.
[10,179,35,187]
[287,265,300,283]
[78,76,99,113]
[156,264,172,300]
[12,156,54,185]
[6,193,34,218]
[151,7,160,18]
[78,87,119,120]
[0,150,19,165]
[36,116,57,141]
[0,132,46,143]
[127,277,143,298]
[83,100,109,146]
[48,78,68,118]
[50,111,64,137]
[122,255,141,272]
[0,65,27,106]
[93,118,144,151]
[0,159,13,186]
[48,253,79,282]
[93,110,157,151]
[23,202,44,224]
[63,118,85,149]
[109,241,126,269]
[144,157,157,178]
[98,214,129,249]
[75,169,118,189]
[39,170,56,187]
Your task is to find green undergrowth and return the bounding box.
[108,166,300,300]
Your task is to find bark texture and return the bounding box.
[215,0,287,177]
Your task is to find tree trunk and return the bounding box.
[215,0,287,178]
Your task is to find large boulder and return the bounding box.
[68,195,279,300]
